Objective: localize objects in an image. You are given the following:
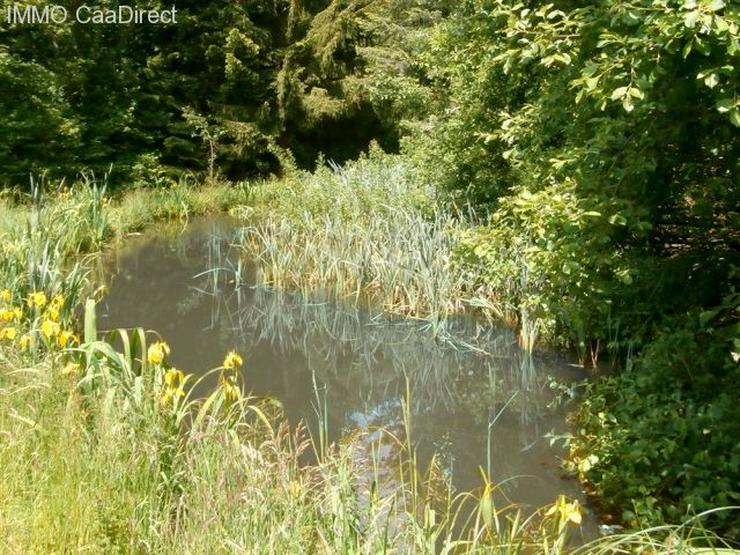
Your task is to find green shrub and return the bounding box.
[454,181,627,358]
[571,289,740,538]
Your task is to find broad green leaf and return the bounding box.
[684,11,699,29]
[611,86,628,100]
[84,298,97,344]
[730,109,740,127]
[716,98,734,112]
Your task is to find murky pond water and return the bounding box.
[99,216,595,536]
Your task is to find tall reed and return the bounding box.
[240,152,477,336]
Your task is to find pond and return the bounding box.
[99,215,597,538]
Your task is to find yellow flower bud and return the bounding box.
[223,351,243,370]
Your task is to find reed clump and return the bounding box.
[241,149,472,331]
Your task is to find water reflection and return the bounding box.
[99,216,591,518]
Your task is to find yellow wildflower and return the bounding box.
[161,388,174,405]
[0,327,17,341]
[50,294,64,308]
[161,368,186,406]
[41,319,61,340]
[47,306,60,322]
[0,289,10,302]
[223,351,243,370]
[147,341,171,364]
[164,367,184,387]
[57,330,78,348]
[545,495,582,526]
[27,291,47,309]
[0,307,21,321]
[19,334,30,350]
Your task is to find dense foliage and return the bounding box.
[403,0,739,537]
[0,0,445,184]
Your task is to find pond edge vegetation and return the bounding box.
[0,169,736,552]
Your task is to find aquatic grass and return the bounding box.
[241,153,476,333]
[109,178,252,237]
[574,507,740,554]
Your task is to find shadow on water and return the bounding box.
[98,215,598,539]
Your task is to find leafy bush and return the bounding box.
[571,289,740,538]
[454,181,627,357]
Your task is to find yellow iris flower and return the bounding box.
[545,495,582,526]
[57,330,78,348]
[220,373,240,402]
[41,319,61,339]
[47,306,60,322]
[164,367,184,387]
[147,341,171,364]
[19,335,31,350]
[27,291,47,309]
[223,351,243,369]
[0,327,17,341]
[161,368,186,405]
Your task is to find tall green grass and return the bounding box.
[241,150,475,336]
[0,300,579,553]
[2,314,735,552]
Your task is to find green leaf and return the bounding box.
[611,86,628,100]
[699,309,719,326]
[684,11,699,29]
[622,95,634,112]
[716,98,734,113]
[704,73,719,88]
[714,16,729,33]
[609,214,627,226]
[730,109,740,128]
[84,298,97,344]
